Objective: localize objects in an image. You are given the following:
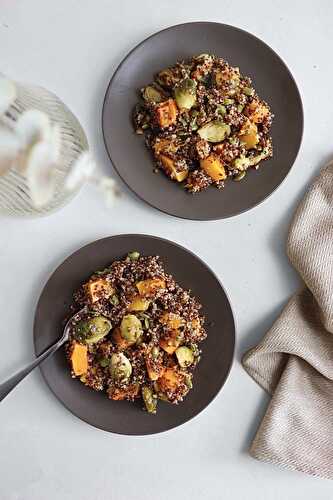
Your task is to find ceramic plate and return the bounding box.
[102,22,303,220]
[34,234,235,435]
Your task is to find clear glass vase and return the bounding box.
[0,78,88,216]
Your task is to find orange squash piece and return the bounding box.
[245,99,269,123]
[145,344,165,381]
[112,327,131,350]
[145,354,165,381]
[159,312,183,330]
[152,138,178,156]
[136,278,166,297]
[159,155,188,182]
[108,384,140,401]
[84,278,114,303]
[158,367,183,394]
[159,312,184,354]
[200,155,227,182]
[128,295,151,312]
[70,342,88,376]
[155,99,178,128]
[159,329,182,355]
[239,120,259,149]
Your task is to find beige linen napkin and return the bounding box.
[242,161,333,479]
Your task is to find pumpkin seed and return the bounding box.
[110,294,119,306]
[234,171,247,181]
[99,357,110,368]
[216,104,226,116]
[223,98,234,105]
[151,346,160,358]
[128,251,140,260]
[244,87,254,96]
[184,374,193,389]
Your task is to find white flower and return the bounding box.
[0,123,21,175]
[0,109,61,207]
[0,82,120,210]
[25,141,58,208]
[96,176,120,207]
[65,153,120,207]
[0,75,17,115]
[64,151,95,191]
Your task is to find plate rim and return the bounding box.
[33,233,236,435]
[102,21,304,221]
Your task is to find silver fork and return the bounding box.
[0,308,85,402]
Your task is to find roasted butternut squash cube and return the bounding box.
[245,99,269,123]
[155,99,178,128]
[215,67,240,87]
[108,384,140,401]
[159,329,183,355]
[136,278,166,297]
[128,295,151,312]
[112,327,131,350]
[191,317,205,341]
[158,367,184,394]
[160,312,183,330]
[159,155,188,182]
[84,278,113,303]
[70,342,88,376]
[239,120,259,149]
[145,347,165,381]
[200,154,227,181]
[159,312,184,354]
[152,138,179,156]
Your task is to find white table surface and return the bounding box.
[1,1,332,498]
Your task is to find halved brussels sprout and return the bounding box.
[248,148,271,166]
[243,87,254,96]
[233,156,251,171]
[74,316,112,344]
[110,353,132,382]
[156,68,179,88]
[223,98,234,105]
[197,121,231,143]
[128,251,140,260]
[175,346,194,368]
[142,386,157,414]
[120,314,143,343]
[174,78,197,110]
[216,104,226,116]
[142,86,165,103]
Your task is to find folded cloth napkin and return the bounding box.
[242,160,333,480]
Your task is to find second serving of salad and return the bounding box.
[133,53,273,193]
[66,252,207,414]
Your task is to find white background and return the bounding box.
[0,1,332,499]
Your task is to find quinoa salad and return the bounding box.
[66,252,207,414]
[133,53,273,193]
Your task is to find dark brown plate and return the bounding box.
[102,22,303,220]
[33,235,235,435]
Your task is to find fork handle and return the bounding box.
[0,338,64,402]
